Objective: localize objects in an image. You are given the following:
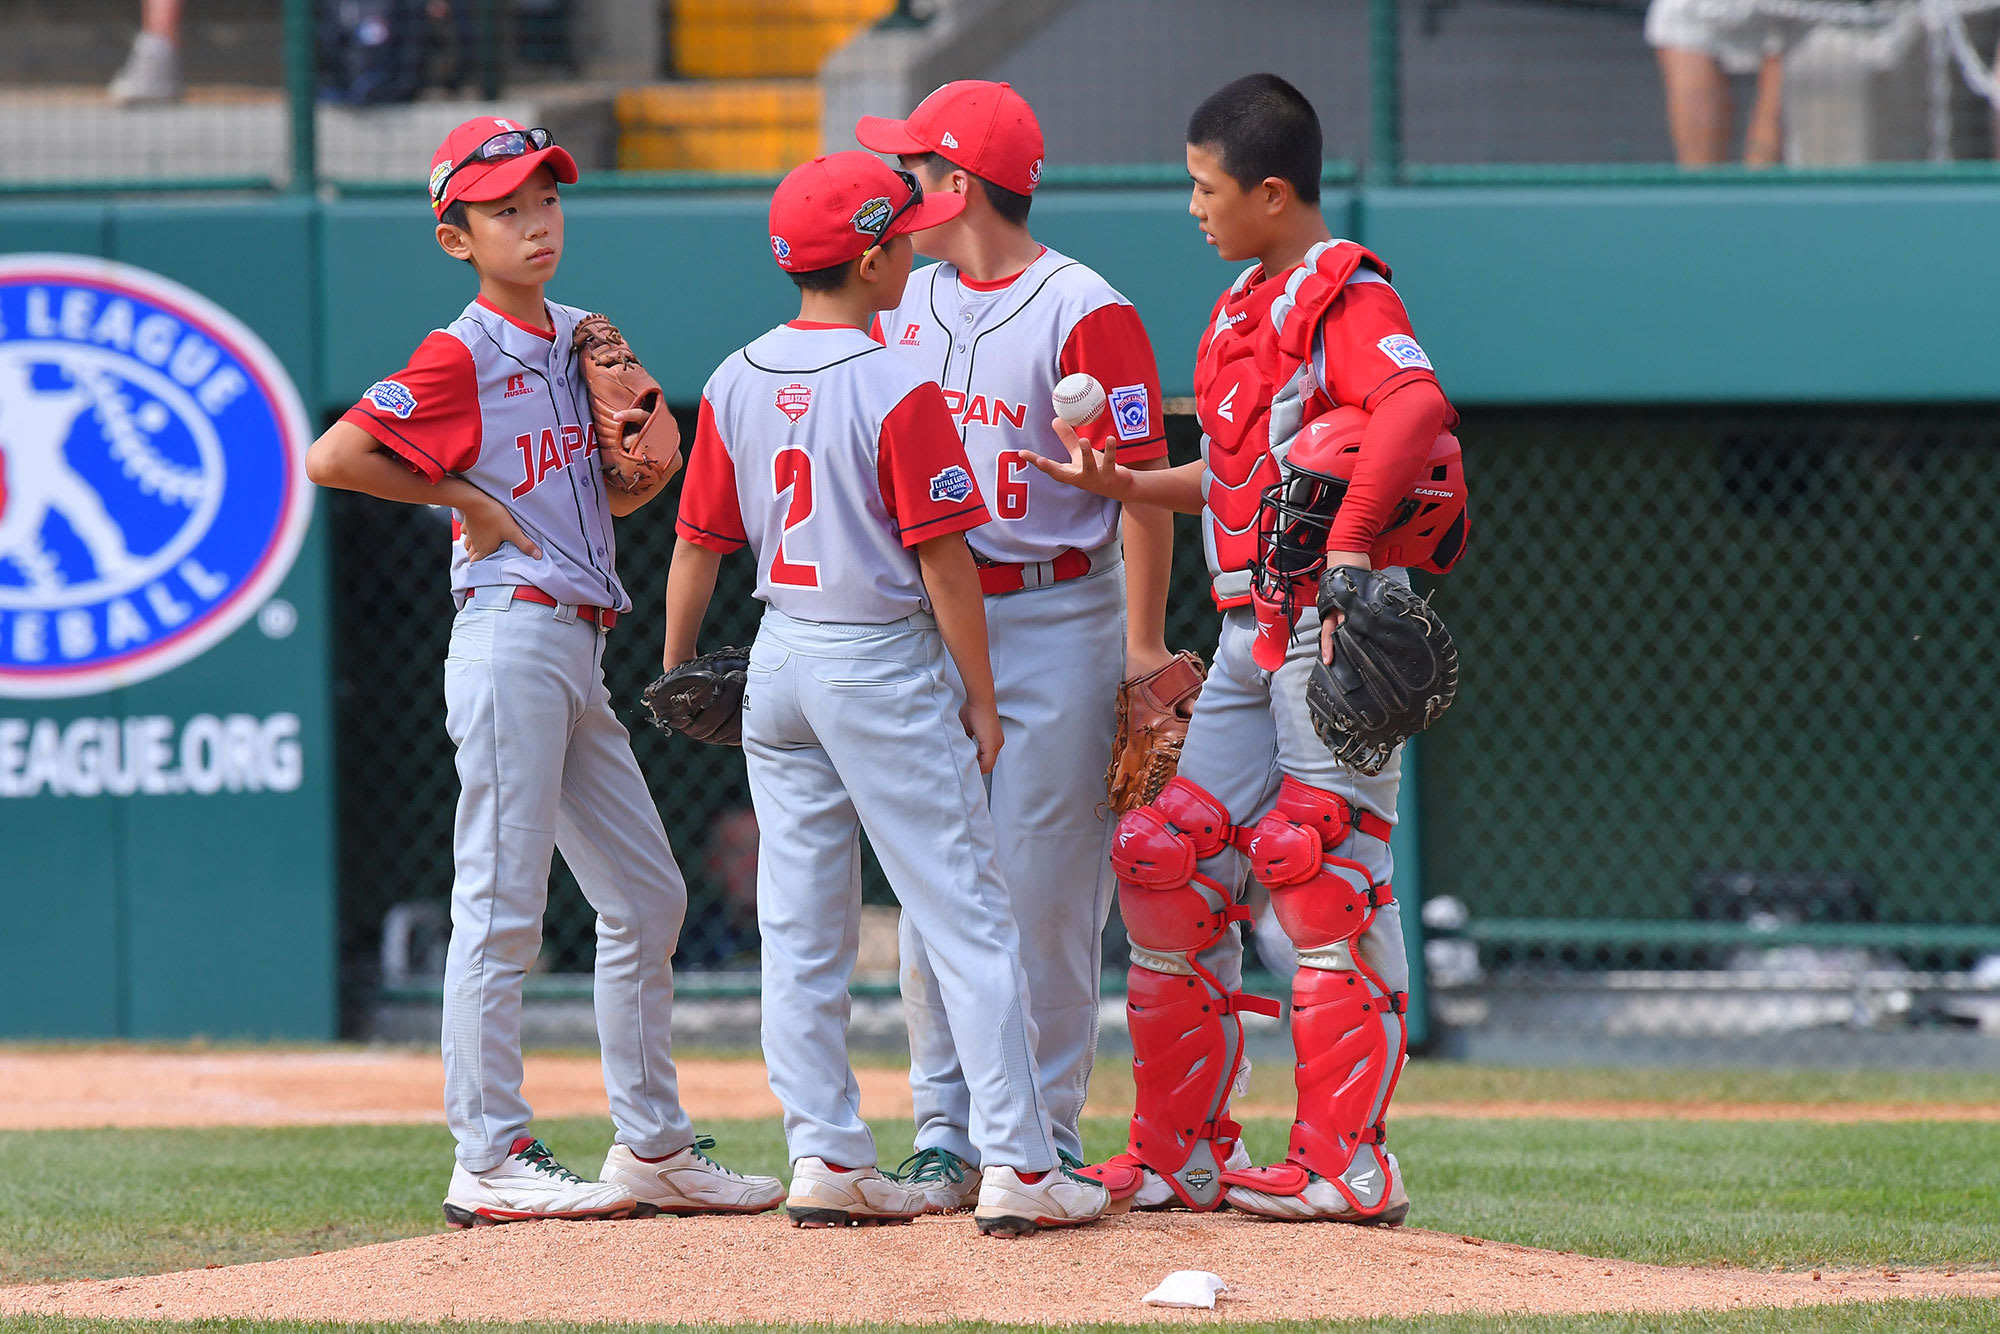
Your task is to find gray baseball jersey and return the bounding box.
[343,295,629,611]
[676,322,989,622]
[874,247,1166,564]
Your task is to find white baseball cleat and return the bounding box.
[442,1136,638,1228]
[1224,1151,1410,1225]
[1126,1137,1254,1210]
[894,1146,982,1214]
[601,1137,786,1216]
[973,1163,1110,1237]
[784,1158,926,1227]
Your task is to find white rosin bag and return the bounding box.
[1142,1271,1229,1309]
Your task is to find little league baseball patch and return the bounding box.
[0,255,313,698]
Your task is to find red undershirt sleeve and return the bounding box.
[339,331,482,481]
[877,382,989,546]
[1324,379,1451,555]
[1058,303,1168,463]
[674,396,748,553]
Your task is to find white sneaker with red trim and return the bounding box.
[602,1137,785,1215]
[442,1137,637,1227]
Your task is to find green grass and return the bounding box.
[4,1115,1997,1286]
[6,1298,2000,1332]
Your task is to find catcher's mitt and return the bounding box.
[573,313,681,494]
[1305,567,1458,776]
[1105,650,1207,815]
[642,648,750,746]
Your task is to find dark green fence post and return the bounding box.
[284,0,317,192]
[480,0,502,100]
[1368,0,1402,185]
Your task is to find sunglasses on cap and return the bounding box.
[432,126,556,206]
[861,168,925,252]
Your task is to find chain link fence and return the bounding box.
[333,405,2000,1055]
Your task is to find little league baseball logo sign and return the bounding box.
[0,255,312,698]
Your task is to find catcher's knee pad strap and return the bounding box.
[1285,960,1408,1187]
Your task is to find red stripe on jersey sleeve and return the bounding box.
[878,382,988,547]
[1316,282,1449,415]
[339,330,483,482]
[674,396,749,553]
[1058,303,1167,463]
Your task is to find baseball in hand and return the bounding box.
[1052,372,1107,427]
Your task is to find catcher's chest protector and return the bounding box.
[1195,240,1387,609]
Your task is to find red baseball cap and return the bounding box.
[429,116,579,217]
[767,151,966,272]
[855,81,1045,196]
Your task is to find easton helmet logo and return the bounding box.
[851,196,893,236]
[0,255,313,698]
[775,383,812,423]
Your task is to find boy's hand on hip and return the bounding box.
[461,493,542,562]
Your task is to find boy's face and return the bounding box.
[1186,141,1270,264]
[901,154,965,259]
[863,232,917,307]
[438,165,564,282]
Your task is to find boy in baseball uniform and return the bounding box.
[1028,75,1463,1223]
[853,81,1175,1206]
[662,151,1108,1237]
[305,117,783,1226]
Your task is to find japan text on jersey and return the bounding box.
[0,255,314,698]
[344,298,631,613]
[876,246,1164,566]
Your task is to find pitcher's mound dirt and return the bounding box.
[4,1215,1993,1326]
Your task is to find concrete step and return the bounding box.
[615,80,819,172]
[672,0,895,80]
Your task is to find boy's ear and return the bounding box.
[1259,175,1294,214]
[436,221,473,262]
[856,247,883,285]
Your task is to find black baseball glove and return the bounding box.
[642,647,750,746]
[1305,567,1458,775]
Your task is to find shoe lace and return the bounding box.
[681,1134,743,1179]
[515,1139,585,1183]
[893,1146,969,1185]
[1055,1150,1100,1188]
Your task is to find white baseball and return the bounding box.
[1051,372,1106,427]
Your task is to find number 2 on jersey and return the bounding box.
[769,447,819,588]
[996,454,1031,521]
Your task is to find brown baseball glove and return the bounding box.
[573,313,681,494]
[1105,650,1208,815]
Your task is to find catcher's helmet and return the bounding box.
[1274,406,1469,575]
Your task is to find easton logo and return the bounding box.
[1215,383,1238,423]
[0,254,313,698]
[503,373,532,399]
[775,383,812,423]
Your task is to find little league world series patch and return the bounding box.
[1109,383,1151,441]
[0,255,313,698]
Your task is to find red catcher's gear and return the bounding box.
[1195,241,1387,610]
[1101,776,1279,1210]
[1226,776,1407,1213]
[1247,405,1468,668]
